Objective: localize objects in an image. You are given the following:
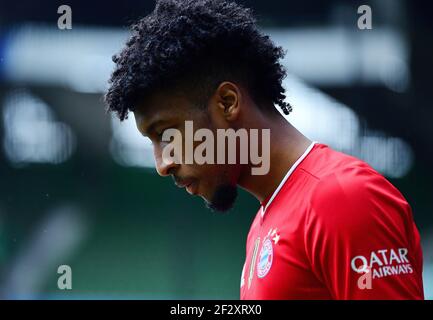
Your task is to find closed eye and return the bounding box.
[156,126,177,140]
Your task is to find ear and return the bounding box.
[215,82,241,122]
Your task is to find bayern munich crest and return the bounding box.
[257,238,273,278]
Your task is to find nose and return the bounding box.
[154,145,179,177]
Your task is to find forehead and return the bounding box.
[133,91,195,130]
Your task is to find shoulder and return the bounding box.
[306,154,409,233]
[311,161,378,208]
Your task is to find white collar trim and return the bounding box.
[261,141,317,218]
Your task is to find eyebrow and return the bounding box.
[143,119,169,137]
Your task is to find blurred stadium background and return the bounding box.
[0,0,432,299]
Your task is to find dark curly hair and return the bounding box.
[105,0,292,121]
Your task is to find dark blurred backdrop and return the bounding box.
[0,0,432,299]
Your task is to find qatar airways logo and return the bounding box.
[351,248,413,288]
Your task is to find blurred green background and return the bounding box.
[0,0,432,299]
[0,159,259,298]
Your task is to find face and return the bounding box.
[134,85,242,212]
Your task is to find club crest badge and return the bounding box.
[257,228,280,278]
[257,237,273,278]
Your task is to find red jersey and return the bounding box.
[240,142,424,300]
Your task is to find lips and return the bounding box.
[175,179,193,188]
[186,181,199,195]
[174,177,193,189]
[175,178,197,195]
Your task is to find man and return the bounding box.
[105,0,424,299]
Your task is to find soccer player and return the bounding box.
[105,0,424,299]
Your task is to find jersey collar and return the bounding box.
[260,141,317,220]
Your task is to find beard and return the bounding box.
[205,183,238,213]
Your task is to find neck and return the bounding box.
[238,114,312,203]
